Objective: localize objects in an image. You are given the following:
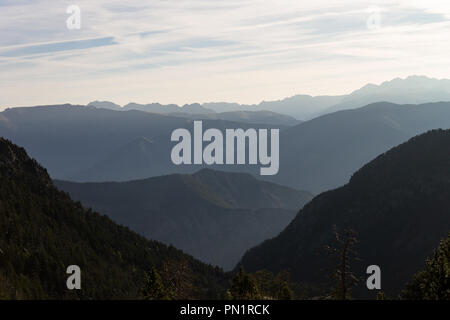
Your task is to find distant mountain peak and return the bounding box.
[324,75,450,114]
[88,101,122,110]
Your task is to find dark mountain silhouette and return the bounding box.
[0,138,226,299]
[239,129,450,297]
[55,169,313,270]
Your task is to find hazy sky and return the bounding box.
[1,0,450,108]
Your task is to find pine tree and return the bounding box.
[325,227,360,300]
[273,271,294,300]
[253,269,274,297]
[402,233,450,300]
[229,267,261,300]
[275,282,294,300]
[252,269,294,300]
[142,267,169,300]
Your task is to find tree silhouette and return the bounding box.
[273,271,294,300]
[402,233,449,300]
[229,267,261,300]
[325,226,360,300]
[141,267,169,300]
[252,269,294,299]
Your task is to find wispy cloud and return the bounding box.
[0,0,449,108]
[0,37,117,57]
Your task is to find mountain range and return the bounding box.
[4,100,450,195]
[325,76,450,114]
[240,129,450,297]
[55,169,313,270]
[88,76,450,121]
[88,101,300,126]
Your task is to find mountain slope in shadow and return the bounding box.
[0,138,226,299]
[240,129,450,297]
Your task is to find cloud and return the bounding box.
[0,0,449,108]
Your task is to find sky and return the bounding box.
[1,0,450,109]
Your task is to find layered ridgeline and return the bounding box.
[89,76,450,123]
[89,101,300,126]
[90,76,450,121]
[272,101,450,193]
[0,138,226,299]
[240,129,450,297]
[89,97,342,121]
[206,76,450,120]
[0,105,282,182]
[4,102,450,194]
[55,169,312,270]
